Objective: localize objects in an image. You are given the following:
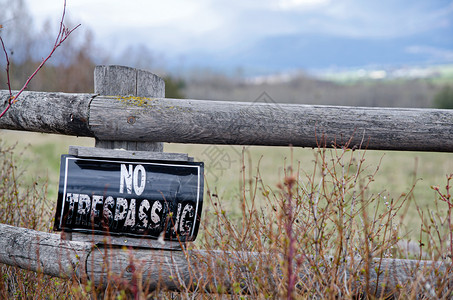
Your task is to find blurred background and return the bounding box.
[0,0,452,107]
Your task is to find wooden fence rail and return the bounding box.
[1,223,450,297]
[1,89,453,152]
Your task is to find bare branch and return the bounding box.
[0,37,12,118]
[0,0,80,119]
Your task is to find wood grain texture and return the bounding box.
[0,223,91,279]
[0,90,94,136]
[94,65,137,96]
[93,65,165,152]
[71,233,182,250]
[0,223,451,297]
[1,88,453,152]
[136,68,165,98]
[68,146,191,161]
[89,96,453,152]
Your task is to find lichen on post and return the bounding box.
[93,65,165,152]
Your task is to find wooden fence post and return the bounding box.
[66,65,173,247]
[93,65,164,151]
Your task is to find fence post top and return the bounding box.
[94,65,159,76]
[94,65,165,98]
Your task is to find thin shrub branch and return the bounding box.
[0,0,80,119]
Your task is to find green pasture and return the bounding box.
[1,130,452,240]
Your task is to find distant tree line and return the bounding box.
[0,0,185,98]
[433,86,453,109]
[182,70,452,108]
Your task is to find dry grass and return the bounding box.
[0,140,72,298]
[0,132,453,298]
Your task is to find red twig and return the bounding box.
[279,172,297,300]
[0,37,12,96]
[0,0,80,119]
[0,37,12,117]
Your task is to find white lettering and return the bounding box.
[180,204,194,235]
[91,195,103,222]
[174,203,182,233]
[138,199,150,228]
[114,197,128,221]
[133,165,146,196]
[120,164,133,194]
[65,193,78,225]
[150,200,162,226]
[103,196,114,227]
[76,194,91,226]
[124,198,136,227]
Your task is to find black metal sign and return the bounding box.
[54,155,204,241]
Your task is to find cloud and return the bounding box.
[188,0,453,52]
[274,0,331,11]
[296,0,453,38]
[406,45,453,61]
[24,0,453,68]
[25,0,453,40]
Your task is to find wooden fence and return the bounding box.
[0,65,452,297]
[1,67,453,151]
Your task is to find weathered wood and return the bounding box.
[0,90,94,136]
[70,66,166,248]
[89,96,453,152]
[71,233,182,250]
[1,89,453,152]
[68,146,192,161]
[0,223,451,297]
[0,223,91,279]
[93,65,165,152]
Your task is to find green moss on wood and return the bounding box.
[115,96,155,107]
[106,95,193,113]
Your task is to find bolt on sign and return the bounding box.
[54,155,204,242]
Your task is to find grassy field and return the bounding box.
[2,129,453,298]
[1,129,452,240]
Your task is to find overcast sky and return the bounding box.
[23,0,453,73]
